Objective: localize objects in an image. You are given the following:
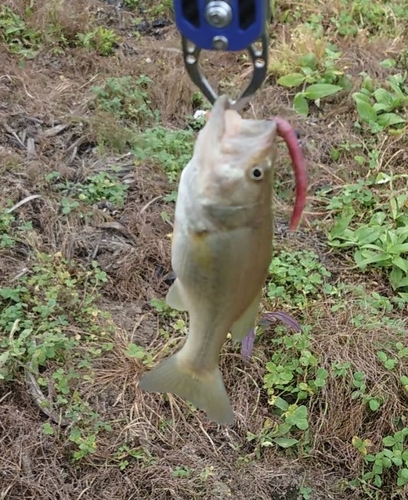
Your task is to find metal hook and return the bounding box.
[182,28,269,112]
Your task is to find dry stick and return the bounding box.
[6,195,42,214]
[25,367,70,426]
[98,221,137,244]
[140,195,163,214]
[0,391,12,404]
[0,119,27,150]
[0,74,35,99]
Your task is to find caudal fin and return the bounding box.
[139,354,234,425]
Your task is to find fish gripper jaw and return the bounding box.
[181,30,269,111]
[174,0,271,110]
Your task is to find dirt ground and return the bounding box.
[1,1,408,499]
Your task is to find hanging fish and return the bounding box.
[139,95,307,424]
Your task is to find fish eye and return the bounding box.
[249,166,264,180]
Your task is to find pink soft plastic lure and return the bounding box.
[268,116,307,232]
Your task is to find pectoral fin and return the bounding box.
[165,278,188,311]
[230,292,262,342]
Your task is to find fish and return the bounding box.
[139,94,307,425]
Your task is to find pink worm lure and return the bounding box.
[268,117,308,232]
[241,116,308,359]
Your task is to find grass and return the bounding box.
[0,0,408,499]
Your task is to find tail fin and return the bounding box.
[139,354,234,425]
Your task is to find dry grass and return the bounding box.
[1,0,408,499]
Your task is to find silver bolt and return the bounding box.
[212,36,228,50]
[205,1,232,28]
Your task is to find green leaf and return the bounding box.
[277,73,305,88]
[374,474,382,488]
[303,84,342,100]
[373,89,394,110]
[293,93,309,116]
[390,243,408,254]
[392,274,408,289]
[355,225,382,245]
[125,343,145,359]
[42,423,54,435]
[392,256,408,273]
[299,52,318,70]
[295,420,309,431]
[274,397,289,411]
[384,359,397,370]
[369,399,380,411]
[354,249,390,269]
[373,103,390,112]
[353,371,365,381]
[373,463,383,475]
[273,437,299,448]
[329,214,354,239]
[286,405,309,430]
[382,436,396,447]
[353,98,377,123]
[390,266,403,290]
[316,368,328,379]
[379,58,396,68]
[377,351,388,362]
[377,113,405,127]
[352,91,371,104]
[388,81,406,100]
[400,468,408,480]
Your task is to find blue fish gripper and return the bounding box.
[173,0,271,109]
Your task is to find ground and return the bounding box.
[1,0,408,499]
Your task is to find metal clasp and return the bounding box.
[182,28,269,112]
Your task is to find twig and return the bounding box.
[140,195,163,214]
[25,366,70,426]
[6,194,41,214]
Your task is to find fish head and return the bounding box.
[193,95,278,209]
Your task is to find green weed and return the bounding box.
[0,254,111,379]
[353,429,408,491]
[46,170,129,211]
[124,0,173,18]
[76,26,119,55]
[0,253,115,460]
[111,444,156,470]
[172,466,192,478]
[267,250,334,309]
[352,73,407,134]
[330,0,408,38]
[132,126,195,183]
[0,6,119,58]
[92,76,158,124]
[277,46,351,116]
[125,343,154,366]
[0,6,41,59]
[326,176,408,301]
